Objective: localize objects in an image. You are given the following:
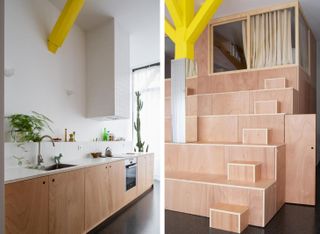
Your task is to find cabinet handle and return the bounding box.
[52,178,55,182]
[106,166,108,169]
[311,146,314,149]
[43,181,46,184]
[109,165,112,168]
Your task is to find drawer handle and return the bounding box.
[109,165,112,168]
[52,179,55,182]
[43,181,46,184]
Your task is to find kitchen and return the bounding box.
[3,0,160,233]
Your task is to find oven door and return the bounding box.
[126,163,137,191]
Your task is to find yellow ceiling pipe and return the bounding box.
[48,0,85,53]
[165,0,223,59]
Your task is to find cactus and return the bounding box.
[134,91,149,152]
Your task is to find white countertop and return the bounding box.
[5,152,152,184]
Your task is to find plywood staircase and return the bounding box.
[164,72,315,232]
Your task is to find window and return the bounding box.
[132,65,160,179]
[212,20,248,73]
[299,13,309,73]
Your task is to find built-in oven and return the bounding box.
[125,158,137,191]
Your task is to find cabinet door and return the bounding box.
[146,154,154,188]
[137,156,147,195]
[5,177,49,234]
[49,169,85,234]
[85,164,109,231]
[108,160,125,213]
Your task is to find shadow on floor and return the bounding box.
[90,181,160,234]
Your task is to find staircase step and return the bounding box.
[165,117,197,143]
[242,128,269,145]
[264,78,287,89]
[227,161,262,183]
[210,203,249,233]
[254,100,279,114]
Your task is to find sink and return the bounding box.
[44,164,76,171]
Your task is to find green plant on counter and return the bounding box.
[134,91,149,152]
[6,111,53,143]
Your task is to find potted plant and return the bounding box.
[6,111,53,143]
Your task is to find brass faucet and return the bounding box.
[37,135,55,166]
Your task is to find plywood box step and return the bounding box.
[254,100,279,114]
[165,172,275,190]
[242,128,269,145]
[264,78,287,89]
[210,203,249,233]
[228,161,262,183]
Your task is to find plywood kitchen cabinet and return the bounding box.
[5,176,49,234]
[49,169,85,234]
[137,154,154,195]
[85,160,126,231]
[108,160,126,213]
[85,164,109,231]
[86,18,130,120]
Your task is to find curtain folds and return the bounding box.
[251,9,293,68]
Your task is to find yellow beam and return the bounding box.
[48,0,85,53]
[179,0,194,27]
[186,0,223,44]
[165,0,182,27]
[165,19,176,42]
[165,0,223,59]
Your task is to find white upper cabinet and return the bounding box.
[86,18,130,120]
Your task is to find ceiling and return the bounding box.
[166,0,320,40]
[49,0,159,33]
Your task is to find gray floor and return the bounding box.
[90,181,160,234]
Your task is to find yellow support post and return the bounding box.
[165,0,223,59]
[48,0,85,53]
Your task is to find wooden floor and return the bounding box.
[89,181,160,234]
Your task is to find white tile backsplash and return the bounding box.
[5,141,133,168]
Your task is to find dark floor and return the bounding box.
[90,181,160,234]
[166,164,320,234]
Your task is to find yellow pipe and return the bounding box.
[48,0,85,53]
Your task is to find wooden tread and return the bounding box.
[228,161,262,183]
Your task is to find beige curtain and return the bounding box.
[242,21,248,66]
[299,14,309,72]
[186,59,198,77]
[251,9,293,68]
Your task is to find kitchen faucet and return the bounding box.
[37,135,55,166]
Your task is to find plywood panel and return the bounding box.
[250,88,296,114]
[264,78,287,89]
[238,114,285,144]
[285,114,316,205]
[165,117,197,143]
[210,204,249,233]
[225,145,276,180]
[203,66,298,94]
[165,179,209,217]
[165,79,171,97]
[264,183,277,225]
[195,26,209,76]
[5,177,49,234]
[186,95,198,116]
[211,91,250,115]
[165,97,170,116]
[242,128,269,145]
[198,94,212,116]
[254,100,279,114]
[276,145,285,210]
[227,161,261,183]
[198,116,238,143]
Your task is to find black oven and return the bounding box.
[125,158,137,191]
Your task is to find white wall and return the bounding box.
[130,29,160,69]
[0,0,4,231]
[5,0,132,142]
[4,0,133,166]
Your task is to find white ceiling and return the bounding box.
[167,0,320,40]
[49,0,159,34]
